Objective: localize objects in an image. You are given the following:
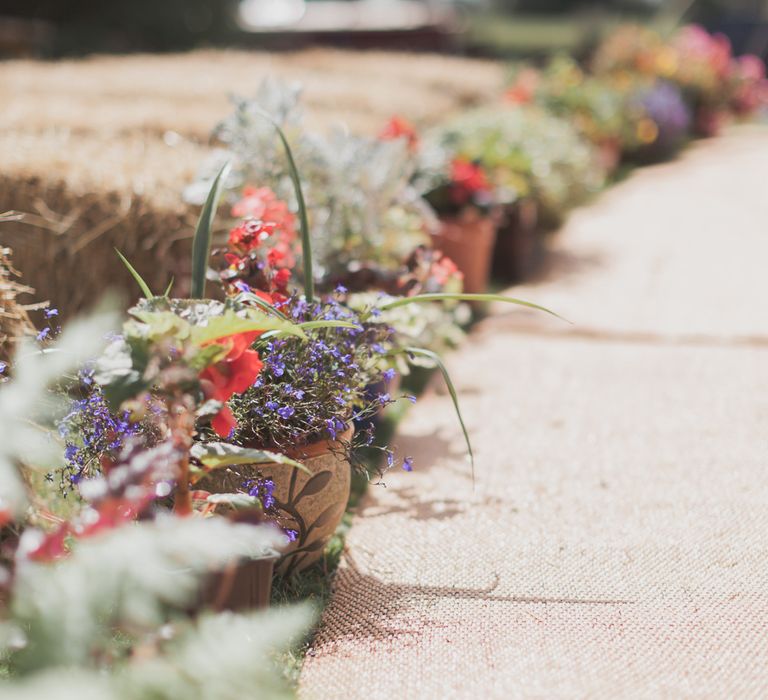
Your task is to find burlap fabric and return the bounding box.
[299,128,768,698]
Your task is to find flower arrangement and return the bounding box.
[592,23,768,138]
[0,308,307,699]
[628,79,692,161]
[186,79,434,288]
[507,57,641,171]
[429,104,606,227]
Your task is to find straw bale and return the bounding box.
[0,49,503,317]
[0,49,504,139]
[0,244,37,362]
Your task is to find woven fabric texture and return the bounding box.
[299,129,768,699]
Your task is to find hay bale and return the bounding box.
[0,49,504,139]
[0,240,37,363]
[0,49,504,318]
[0,131,208,319]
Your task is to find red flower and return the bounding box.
[27,524,71,562]
[504,68,539,105]
[199,331,264,437]
[431,254,462,285]
[379,116,419,150]
[272,267,291,293]
[451,158,490,193]
[228,219,276,253]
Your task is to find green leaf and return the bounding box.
[115,249,153,299]
[380,293,568,322]
[405,346,475,481]
[235,291,290,320]
[188,308,305,346]
[252,109,314,300]
[191,160,231,299]
[296,320,362,332]
[94,336,149,409]
[205,493,260,509]
[190,442,309,474]
[128,310,192,342]
[163,277,175,298]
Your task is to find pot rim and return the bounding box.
[244,424,354,461]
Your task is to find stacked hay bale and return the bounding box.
[0,49,504,320]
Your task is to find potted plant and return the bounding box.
[0,315,309,696]
[53,169,329,606]
[423,105,604,283]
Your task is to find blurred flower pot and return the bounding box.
[492,198,540,283]
[198,426,353,577]
[597,137,622,175]
[694,107,728,138]
[431,208,496,294]
[201,556,277,611]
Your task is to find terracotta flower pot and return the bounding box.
[431,208,497,295]
[198,426,353,577]
[200,556,277,611]
[694,107,729,138]
[492,198,540,283]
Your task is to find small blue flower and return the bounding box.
[44,308,59,319]
[383,368,396,382]
[36,327,50,342]
[285,529,298,542]
[402,457,414,472]
[277,406,295,419]
[265,400,279,411]
[234,280,251,293]
[0,362,6,374]
[335,284,348,295]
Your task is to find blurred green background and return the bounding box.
[1,0,767,58]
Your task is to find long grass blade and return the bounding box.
[405,346,475,482]
[236,291,291,320]
[252,108,314,300]
[297,320,362,331]
[115,249,153,299]
[191,160,231,298]
[381,293,568,322]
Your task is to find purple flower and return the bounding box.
[402,456,414,472]
[285,529,298,542]
[265,400,279,411]
[377,393,390,406]
[36,327,50,342]
[0,362,6,374]
[383,368,396,382]
[335,284,348,294]
[405,394,416,404]
[277,405,295,419]
[44,308,59,319]
[234,280,251,293]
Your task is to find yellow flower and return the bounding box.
[636,118,659,144]
[656,48,678,78]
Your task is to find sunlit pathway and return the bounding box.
[299,127,768,699]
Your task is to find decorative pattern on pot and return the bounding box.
[198,426,353,577]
